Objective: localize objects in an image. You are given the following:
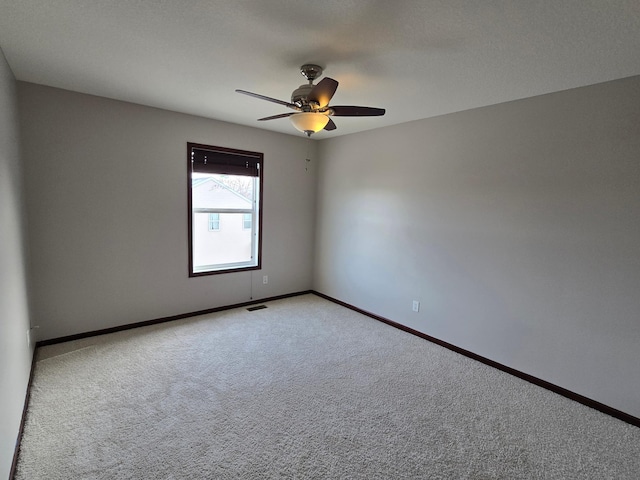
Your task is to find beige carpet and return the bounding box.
[15,294,640,479]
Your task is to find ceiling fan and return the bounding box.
[236,64,385,137]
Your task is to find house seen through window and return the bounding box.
[188,143,263,276]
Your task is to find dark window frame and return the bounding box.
[187,142,263,277]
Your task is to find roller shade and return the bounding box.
[190,144,261,177]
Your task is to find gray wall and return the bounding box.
[18,83,317,341]
[0,50,32,480]
[314,75,640,418]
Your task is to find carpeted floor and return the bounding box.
[15,294,640,479]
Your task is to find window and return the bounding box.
[208,213,220,231]
[188,143,262,276]
[243,213,252,230]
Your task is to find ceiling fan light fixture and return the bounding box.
[289,112,329,136]
[236,64,385,135]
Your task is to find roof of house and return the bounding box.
[191,176,252,210]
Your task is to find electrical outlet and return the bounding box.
[263,275,268,284]
[412,300,420,312]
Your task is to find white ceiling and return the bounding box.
[1,1,639,139]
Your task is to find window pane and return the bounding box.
[192,173,255,209]
[193,212,253,268]
[208,213,220,231]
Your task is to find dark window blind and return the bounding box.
[190,144,261,177]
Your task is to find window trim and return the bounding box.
[187,142,263,277]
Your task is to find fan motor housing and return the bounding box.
[291,84,314,109]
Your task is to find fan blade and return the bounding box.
[257,113,296,121]
[308,78,338,108]
[324,118,337,131]
[235,89,300,110]
[330,106,386,116]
